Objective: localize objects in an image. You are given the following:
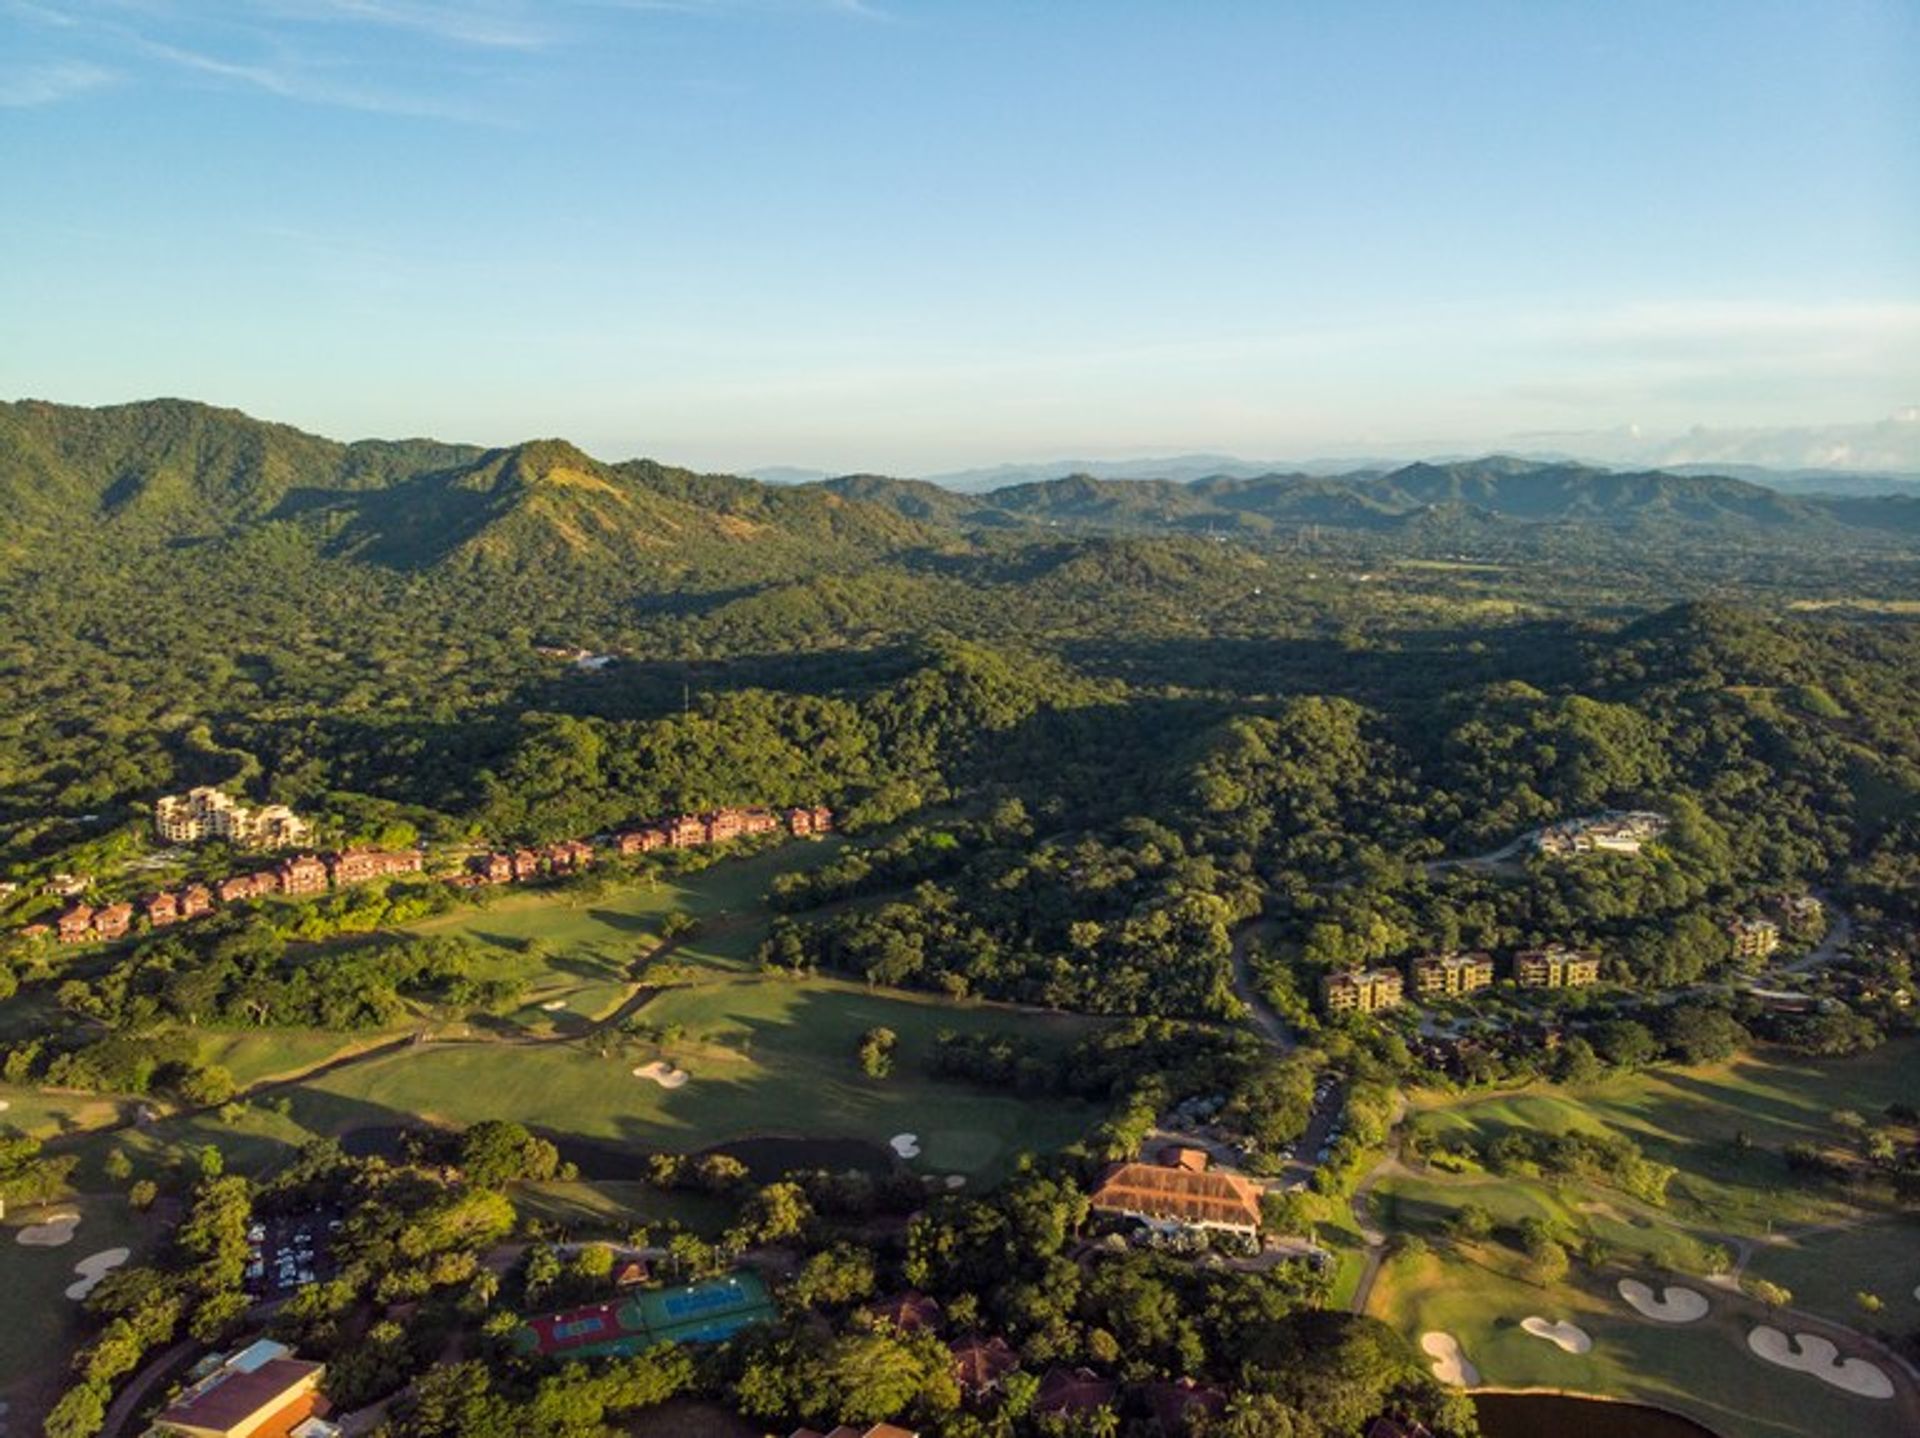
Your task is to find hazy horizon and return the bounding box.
[4,1,1915,472]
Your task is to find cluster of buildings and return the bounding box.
[154,788,310,851]
[610,804,833,856]
[461,840,597,887]
[1529,810,1669,857]
[1322,944,1602,1014]
[145,1339,338,1438]
[461,806,834,887]
[28,849,421,946]
[811,1288,1228,1433]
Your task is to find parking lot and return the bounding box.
[245,1209,342,1297]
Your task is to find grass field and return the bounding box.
[1370,1041,1920,1438]
[1742,1218,1920,1330]
[1369,1248,1916,1438]
[282,975,1096,1186]
[0,1196,156,1420]
[61,842,1101,1196]
[1410,1043,1920,1235]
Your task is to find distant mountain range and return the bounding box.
[815,456,1920,540]
[752,411,1920,497]
[6,400,1920,588]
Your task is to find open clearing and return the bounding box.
[1370,1041,1920,1438]
[283,975,1094,1187]
[0,1199,150,1425]
[1371,1249,1916,1438]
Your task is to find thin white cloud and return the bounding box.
[123,32,497,120]
[253,0,556,50]
[0,58,112,106]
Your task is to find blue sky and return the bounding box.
[2,0,1915,472]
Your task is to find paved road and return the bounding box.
[1227,918,1295,1052]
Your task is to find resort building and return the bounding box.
[56,904,95,944]
[1408,951,1495,998]
[143,891,181,927]
[1513,945,1601,988]
[1033,1368,1120,1420]
[1087,1150,1264,1238]
[1729,916,1781,960]
[146,1339,334,1438]
[155,788,309,851]
[787,805,835,836]
[275,855,330,897]
[325,850,422,886]
[1322,967,1404,1013]
[92,902,134,940]
[1530,810,1668,858]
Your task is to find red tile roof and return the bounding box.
[1089,1161,1263,1231]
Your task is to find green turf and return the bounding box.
[0,1084,134,1143]
[1742,1218,1920,1330]
[1370,1249,1915,1438]
[1412,1042,1920,1235]
[285,976,1096,1185]
[512,1179,737,1239]
[0,1196,155,1405]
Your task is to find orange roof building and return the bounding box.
[1088,1158,1264,1237]
[152,1341,330,1438]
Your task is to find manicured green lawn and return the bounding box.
[1412,1041,1920,1235]
[0,1196,156,1419]
[0,1084,134,1142]
[1370,1249,1916,1438]
[287,975,1097,1186]
[1743,1218,1920,1330]
[513,1179,738,1239]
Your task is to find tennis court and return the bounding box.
[517,1271,774,1359]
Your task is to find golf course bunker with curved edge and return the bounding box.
[14,1211,82,1247]
[1520,1316,1593,1354]
[889,1132,921,1158]
[1747,1327,1894,1399]
[64,1247,131,1300]
[1421,1331,1480,1387]
[1619,1278,1710,1323]
[632,1061,689,1089]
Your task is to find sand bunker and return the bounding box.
[15,1211,81,1247]
[0,1099,10,1111]
[1420,1331,1480,1387]
[944,1175,967,1189]
[1747,1326,1894,1399]
[1521,1316,1593,1354]
[1619,1278,1710,1323]
[889,1133,921,1159]
[631,1061,689,1089]
[540,999,568,1011]
[64,1247,131,1301]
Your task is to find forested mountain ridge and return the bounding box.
[0,399,940,579]
[9,399,1918,579]
[826,456,1893,537]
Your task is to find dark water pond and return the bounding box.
[1475,1393,1722,1438]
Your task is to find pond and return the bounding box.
[1475,1393,1722,1438]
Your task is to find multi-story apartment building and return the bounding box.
[1729,916,1781,960]
[155,788,310,851]
[1409,950,1495,997]
[275,855,331,896]
[325,850,422,887]
[1513,945,1602,988]
[1322,967,1405,1013]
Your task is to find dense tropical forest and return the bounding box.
[2,399,1919,1438]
